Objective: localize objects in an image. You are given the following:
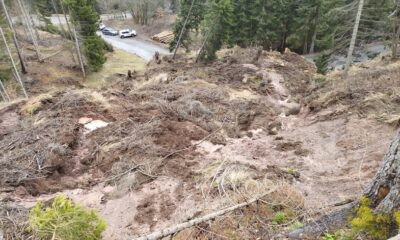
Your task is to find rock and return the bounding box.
[285,103,301,116]
[268,121,282,135]
[154,73,169,83]
[79,117,93,125]
[84,120,109,132]
[279,100,301,116]
[242,74,249,84]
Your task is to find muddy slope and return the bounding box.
[1,48,397,239]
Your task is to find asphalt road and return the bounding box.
[51,14,170,61]
[100,34,170,61]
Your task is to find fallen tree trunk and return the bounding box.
[134,188,277,240]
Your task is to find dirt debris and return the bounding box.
[1,47,398,239]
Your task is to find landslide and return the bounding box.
[0,48,316,239]
[3,47,397,239]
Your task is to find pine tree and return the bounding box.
[34,0,53,27]
[169,0,206,52]
[65,0,105,72]
[199,0,233,61]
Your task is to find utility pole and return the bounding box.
[0,0,27,74]
[0,27,28,98]
[344,0,365,77]
[71,24,86,78]
[16,0,42,61]
[173,0,196,59]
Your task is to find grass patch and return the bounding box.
[20,93,53,116]
[85,49,146,89]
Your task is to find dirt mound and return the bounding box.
[0,92,112,195]
[305,59,400,126]
[147,48,316,99]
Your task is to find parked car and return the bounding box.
[99,23,106,30]
[119,29,137,38]
[102,28,118,36]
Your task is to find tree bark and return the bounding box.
[344,0,364,76]
[0,79,10,101]
[173,0,196,59]
[0,0,27,74]
[364,131,400,213]
[309,4,320,54]
[391,0,400,60]
[0,27,28,98]
[71,25,86,78]
[16,0,42,61]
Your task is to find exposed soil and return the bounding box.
[1,46,398,239]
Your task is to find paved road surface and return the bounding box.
[100,34,170,61]
[51,14,170,61]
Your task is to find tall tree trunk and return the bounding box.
[71,24,86,78]
[344,0,364,76]
[309,4,320,54]
[0,0,27,74]
[392,22,400,60]
[364,132,400,213]
[0,27,28,98]
[16,0,41,61]
[391,0,400,60]
[24,0,41,42]
[173,0,196,59]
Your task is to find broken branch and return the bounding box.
[134,187,278,240]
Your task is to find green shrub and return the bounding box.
[28,194,106,240]
[394,210,400,227]
[287,220,303,231]
[273,211,287,225]
[315,52,330,75]
[314,76,326,84]
[350,196,390,240]
[83,36,106,72]
[102,39,114,52]
[322,233,337,240]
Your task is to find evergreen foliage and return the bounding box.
[199,0,233,61]
[28,195,106,240]
[169,0,206,52]
[65,0,106,72]
[171,0,397,63]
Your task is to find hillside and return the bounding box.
[1,45,399,239]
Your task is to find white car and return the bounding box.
[119,29,137,38]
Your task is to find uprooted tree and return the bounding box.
[290,131,400,239]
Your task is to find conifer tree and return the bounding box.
[64,0,105,72]
[199,0,233,61]
[169,0,206,52]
